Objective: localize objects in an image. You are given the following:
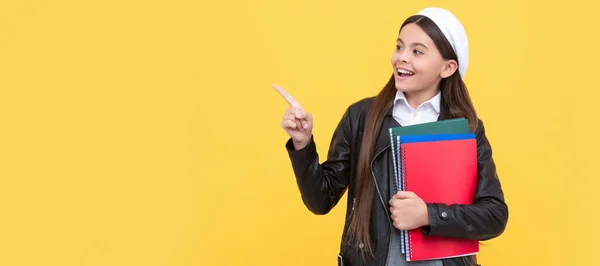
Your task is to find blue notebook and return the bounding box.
[399,133,475,144]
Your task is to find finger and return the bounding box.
[282,120,298,130]
[303,113,312,129]
[283,112,297,122]
[285,107,303,120]
[285,108,311,131]
[300,119,308,129]
[293,111,306,129]
[284,112,305,129]
[273,84,303,109]
[394,191,414,199]
[296,111,311,129]
[294,118,305,132]
[295,109,307,119]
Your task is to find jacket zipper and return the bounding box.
[370,145,393,266]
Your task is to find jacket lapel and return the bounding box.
[370,95,448,202]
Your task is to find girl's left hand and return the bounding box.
[389,191,430,230]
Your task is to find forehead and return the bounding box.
[398,23,434,46]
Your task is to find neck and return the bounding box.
[404,89,439,109]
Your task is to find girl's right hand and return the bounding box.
[273,84,313,150]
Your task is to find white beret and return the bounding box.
[417,7,469,79]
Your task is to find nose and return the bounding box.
[396,50,408,63]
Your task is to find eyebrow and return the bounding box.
[397,38,429,50]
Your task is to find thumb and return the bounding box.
[394,191,414,199]
[295,109,306,119]
[297,111,313,129]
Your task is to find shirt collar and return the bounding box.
[394,90,441,113]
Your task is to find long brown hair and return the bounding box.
[347,14,479,261]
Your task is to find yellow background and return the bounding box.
[1,0,598,265]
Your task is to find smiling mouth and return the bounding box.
[397,68,415,77]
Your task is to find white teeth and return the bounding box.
[397,68,414,75]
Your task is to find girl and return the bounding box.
[274,7,508,266]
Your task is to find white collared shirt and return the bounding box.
[392,90,441,126]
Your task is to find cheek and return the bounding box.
[414,60,438,76]
[390,53,396,64]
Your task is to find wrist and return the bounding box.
[293,138,311,150]
[422,203,431,226]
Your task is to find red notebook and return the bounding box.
[399,135,479,261]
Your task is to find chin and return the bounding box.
[394,83,417,93]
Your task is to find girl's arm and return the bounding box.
[285,107,353,215]
[422,119,509,240]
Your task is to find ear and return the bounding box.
[440,59,458,78]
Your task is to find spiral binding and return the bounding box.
[400,141,413,261]
[400,143,407,193]
[389,129,401,192]
[398,136,405,255]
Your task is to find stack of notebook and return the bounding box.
[388,118,479,261]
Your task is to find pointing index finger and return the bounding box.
[273,84,303,109]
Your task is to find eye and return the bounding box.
[413,49,423,55]
[396,45,403,51]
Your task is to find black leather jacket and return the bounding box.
[285,97,509,266]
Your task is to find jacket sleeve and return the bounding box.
[421,119,509,240]
[285,108,353,215]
